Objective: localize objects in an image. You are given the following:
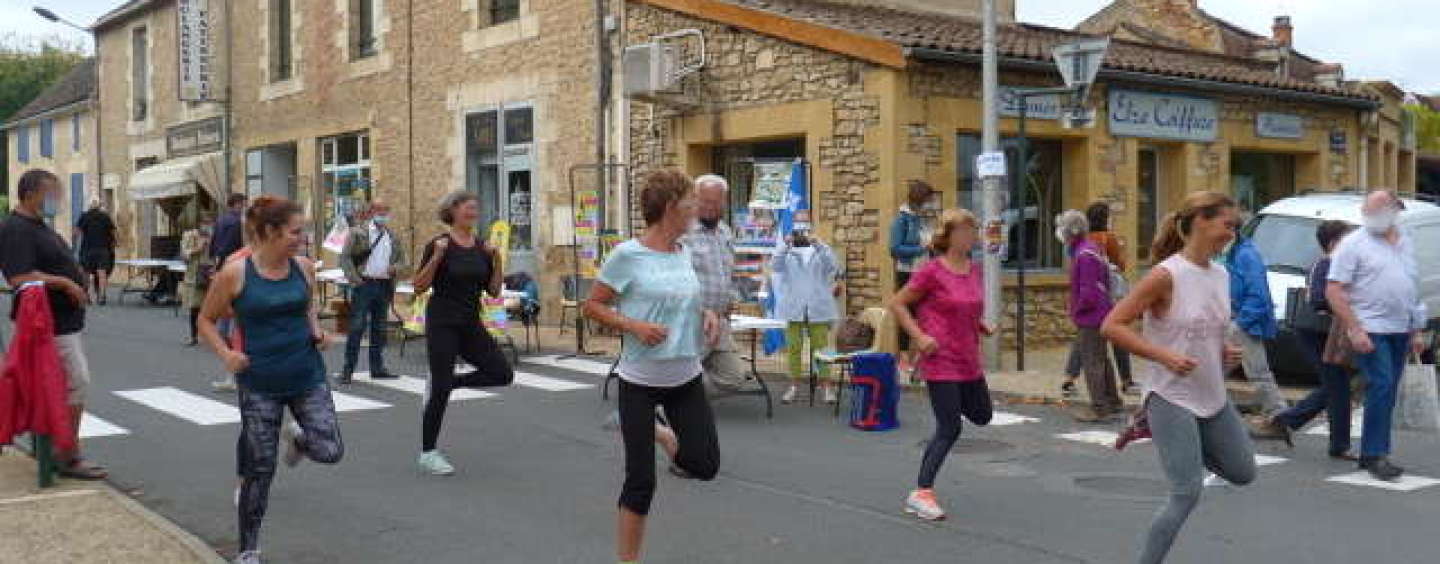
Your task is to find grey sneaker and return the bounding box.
[234,550,262,564]
[418,450,456,476]
[281,421,304,468]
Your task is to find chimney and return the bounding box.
[1272,16,1293,47]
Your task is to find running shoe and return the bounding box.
[234,550,262,564]
[903,489,946,521]
[781,385,798,404]
[281,421,305,467]
[418,450,456,476]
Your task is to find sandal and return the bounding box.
[56,459,108,480]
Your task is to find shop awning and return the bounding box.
[128,152,224,202]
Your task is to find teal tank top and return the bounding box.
[234,257,325,395]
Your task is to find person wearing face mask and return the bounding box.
[1326,190,1428,481]
[338,200,406,384]
[180,213,217,346]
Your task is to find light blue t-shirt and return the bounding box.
[599,239,703,387]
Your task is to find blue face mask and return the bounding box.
[41,193,59,218]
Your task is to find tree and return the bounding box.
[1411,103,1440,154]
[0,33,87,193]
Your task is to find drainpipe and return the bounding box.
[595,0,610,225]
[223,0,234,200]
[406,0,416,252]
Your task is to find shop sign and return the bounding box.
[1107,89,1219,142]
[166,117,225,158]
[1330,130,1348,154]
[177,0,215,101]
[1256,112,1304,139]
[999,86,1063,120]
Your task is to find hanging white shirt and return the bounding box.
[363,222,394,279]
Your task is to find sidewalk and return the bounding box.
[0,447,224,564]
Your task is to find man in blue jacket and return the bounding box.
[1228,219,1287,415]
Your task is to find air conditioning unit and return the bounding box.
[623,42,680,99]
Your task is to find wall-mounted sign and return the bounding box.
[167,117,225,158]
[1107,89,1219,142]
[176,0,215,101]
[1256,112,1304,139]
[976,151,1007,177]
[1329,129,1348,154]
[999,86,1063,120]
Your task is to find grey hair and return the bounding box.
[1054,209,1089,244]
[436,190,479,225]
[694,174,729,192]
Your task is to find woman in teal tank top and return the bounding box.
[198,196,344,564]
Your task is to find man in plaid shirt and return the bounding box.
[683,174,754,393]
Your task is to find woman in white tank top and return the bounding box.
[1101,191,1256,564]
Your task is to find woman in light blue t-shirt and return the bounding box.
[584,170,722,564]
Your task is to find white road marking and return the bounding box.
[1204,454,1286,486]
[1057,430,1147,447]
[1303,408,1364,438]
[989,412,1039,426]
[348,372,495,400]
[79,413,130,438]
[114,387,240,425]
[521,355,614,376]
[1326,471,1440,492]
[328,391,392,412]
[513,372,593,392]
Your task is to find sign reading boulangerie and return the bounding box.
[1108,89,1219,142]
[177,0,214,101]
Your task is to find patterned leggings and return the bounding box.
[237,383,344,553]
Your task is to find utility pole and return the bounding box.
[980,0,1003,371]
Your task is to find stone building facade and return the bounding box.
[622,0,1405,353]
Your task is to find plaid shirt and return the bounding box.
[682,221,738,314]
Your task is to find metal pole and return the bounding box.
[980,0,1003,371]
[1015,101,1028,371]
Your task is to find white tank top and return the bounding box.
[1141,254,1232,417]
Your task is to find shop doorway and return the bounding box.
[1137,147,1161,263]
[1231,152,1296,213]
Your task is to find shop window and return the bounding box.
[711,139,807,218]
[351,0,378,60]
[465,105,534,257]
[482,0,521,26]
[957,134,1065,270]
[321,133,371,229]
[271,0,294,81]
[132,27,148,121]
[1231,152,1296,213]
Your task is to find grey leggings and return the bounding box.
[237,383,344,553]
[1138,395,1256,564]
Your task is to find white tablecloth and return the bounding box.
[119,259,185,270]
[730,314,786,332]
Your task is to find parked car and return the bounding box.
[1243,191,1440,384]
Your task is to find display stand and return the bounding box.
[563,163,626,358]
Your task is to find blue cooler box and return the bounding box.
[847,352,900,432]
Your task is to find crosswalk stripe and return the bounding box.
[1326,471,1440,492]
[115,387,240,425]
[522,355,614,376]
[348,372,495,400]
[329,391,392,412]
[79,413,130,438]
[989,412,1039,426]
[514,372,593,391]
[1057,430,1146,447]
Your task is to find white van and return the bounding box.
[1244,192,1440,382]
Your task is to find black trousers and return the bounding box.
[917,379,993,488]
[618,376,720,515]
[422,322,514,451]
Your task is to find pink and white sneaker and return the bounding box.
[904,488,946,521]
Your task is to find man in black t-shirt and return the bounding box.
[73,199,117,305]
[0,169,106,480]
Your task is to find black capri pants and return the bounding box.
[423,322,515,451]
[618,376,720,515]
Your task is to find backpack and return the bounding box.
[1079,249,1127,303]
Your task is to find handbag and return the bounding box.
[1397,352,1440,433]
[834,317,876,353]
[1284,286,1332,334]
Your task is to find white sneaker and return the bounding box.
[823,386,838,404]
[234,550,262,564]
[781,385,798,404]
[418,450,456,476]
[212,376,237,392]
[280,421,304,467]
[904,489,946,521]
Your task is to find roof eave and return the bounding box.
[93,1,156,32]
[0,100,94,132]
[905,47,1378,110]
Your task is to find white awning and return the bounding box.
[128,152,224,202]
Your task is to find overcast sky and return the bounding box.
[3,0,1436,94]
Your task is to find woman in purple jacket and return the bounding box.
[1057,210,1122,422]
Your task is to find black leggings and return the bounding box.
[918,379,993,488]
[423,322,514,451]
[237,383,344,553]
[618,376,720,515]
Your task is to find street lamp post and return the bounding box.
[33,7,88,33]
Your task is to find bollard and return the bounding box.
[34,434,54,488]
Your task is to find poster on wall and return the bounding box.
[750,162,793,209]
[177,0,215,101]
[574,189,602,277]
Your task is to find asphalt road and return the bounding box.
[34,297,1440,563]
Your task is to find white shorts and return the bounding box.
[54,333,92,405]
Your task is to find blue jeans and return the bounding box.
[1275,330,1352,454]
[343,279,394,374]
[1355,333,1411,458]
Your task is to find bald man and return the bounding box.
[339,200,407,383]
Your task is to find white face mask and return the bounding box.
[1363,210,1398,235]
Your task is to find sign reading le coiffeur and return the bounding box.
[1108,89,1219,142]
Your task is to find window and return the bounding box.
[465,106,535,255]
[132,27,148,121]
[271,0,293,81]
[16,126,30,163]
[69,174,84,226]
[72,115,81,152]
[1230,152,1296,213]
[956,134,1065,270]
[320,132,372,230]
[246,150,264,197]
[39,119,53,158]
[351,0,377,59]
[485,0,521,26]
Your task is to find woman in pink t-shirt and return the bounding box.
[889,208,994,521]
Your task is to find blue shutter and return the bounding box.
[70,173,85,226]
[40,119,54,158]
[72,116,81,152]
[16,126,29,163]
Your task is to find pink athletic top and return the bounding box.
[1142,254,1231,417]
[908,259,984,382]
